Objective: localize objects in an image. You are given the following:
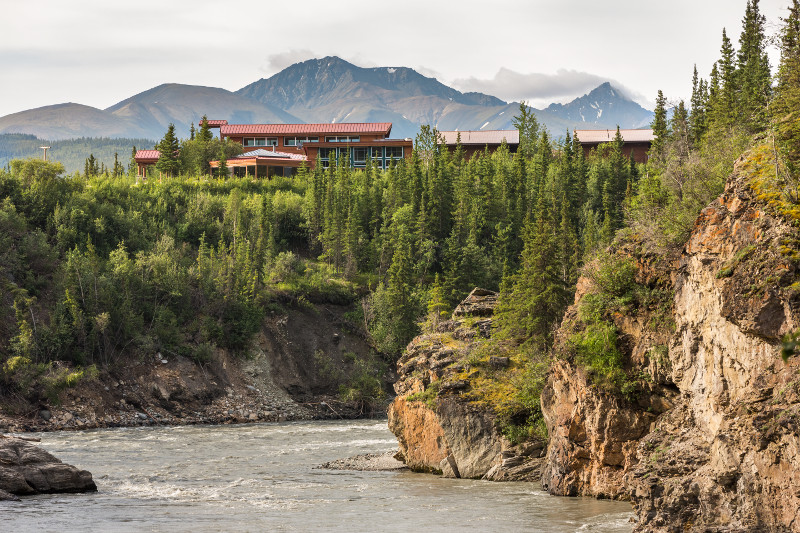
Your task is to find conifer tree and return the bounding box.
[129,145,137,177]
[422,273,449,333]
[198,115,214,143]
[771,0,800,173]
[217,150,228,178]
[156,124,181,177]
[650,90,669,161]
[689,65,708,145]
[709,29,738,131]
[737,0,771,133]
[495,192,568,350]
[512,101,540,159]
[112,152,124,177]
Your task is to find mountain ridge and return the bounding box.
[0,56,654,142]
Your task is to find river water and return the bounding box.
[2,420,633,532]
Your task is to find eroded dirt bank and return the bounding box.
[1,303,390,433]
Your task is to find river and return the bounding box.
[1,420,633,532]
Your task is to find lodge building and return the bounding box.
[134,121,413,178]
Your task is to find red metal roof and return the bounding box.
[574,129,655,143]
[135,150,160,160]
[220,123,393,136]
[439,130,519,146]
[201,119,228,126]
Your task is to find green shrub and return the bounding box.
[339,358,386,412]
[407,381,440,408]
[569,320,626,391]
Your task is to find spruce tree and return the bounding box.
[129,145,137,177]
[512,101,540,159]
[771,0,800,173]
[155,124,181,177]
[650,90,669,161]
[495,192,568,350]
[709,29,738,131]
[737,0,771,133]
[689,65,708,145]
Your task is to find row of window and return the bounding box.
[241,136,362,147]
[243,137,278,147]
[318,146,404,168]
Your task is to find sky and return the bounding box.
[0,0,793,118]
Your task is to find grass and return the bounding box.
[716,244,756,279]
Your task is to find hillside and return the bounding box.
[0,134,154,174]
[0,103,151,140]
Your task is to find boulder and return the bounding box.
[0,436,96,498]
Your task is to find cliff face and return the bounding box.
[542,163,800,531]
[626,167,800,531]
[388,289,545,480]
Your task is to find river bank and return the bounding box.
[0,302,393,434]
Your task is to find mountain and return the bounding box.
[237,57,651,138]
[0,57,653,143]
[542,82,653,129]
[106,84,301,140]
[0,103,151,140]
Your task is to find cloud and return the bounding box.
[452,68,618,106]
[260,49,317,74]
[414,65,444,81]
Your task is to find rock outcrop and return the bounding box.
[0,436,96,500]
[388,288,544,481]
[541,160,800,531]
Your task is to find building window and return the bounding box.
[243,137,278,147]
[385,146,404,159]
[353,147,367,166]
[284,136,319,147]
[325,136,360,143]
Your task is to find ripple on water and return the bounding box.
[8,421,633,533]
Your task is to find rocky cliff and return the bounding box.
[542,159,800,531]
[390,155,800,531]
[388,288,545,481]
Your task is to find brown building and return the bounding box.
[439,130,519,159]
[573,129,654,164]
[219,122,412,170]
[135,122,414,177]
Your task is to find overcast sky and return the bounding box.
[0,0,792,118]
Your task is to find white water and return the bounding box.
[1,420,633,532]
